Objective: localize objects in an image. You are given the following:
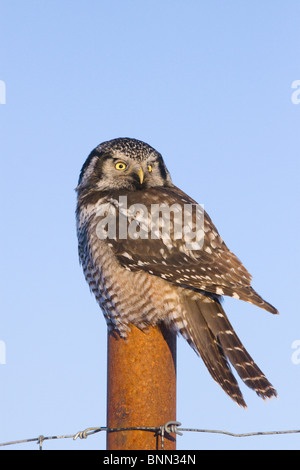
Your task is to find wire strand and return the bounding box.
[0,422,299,450]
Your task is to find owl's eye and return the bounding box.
[115,162,127,171]
[148,165,152,173]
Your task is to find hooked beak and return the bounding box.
[137,167,144,185]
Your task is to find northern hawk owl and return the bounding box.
[76,137,278,407]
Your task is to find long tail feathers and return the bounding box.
[179,294,277,407]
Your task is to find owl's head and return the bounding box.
[76,138,173,193]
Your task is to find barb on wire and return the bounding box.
[159,421,182,450]
[37,435,44,451]
[0,426,107,450]
[73,427,104,441]
[0,422,299,450]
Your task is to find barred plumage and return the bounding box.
[76,137,278,407]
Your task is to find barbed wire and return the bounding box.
[1,421,300,450]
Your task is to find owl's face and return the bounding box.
[77,138,174,194]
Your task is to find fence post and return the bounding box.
[106,324,177,450]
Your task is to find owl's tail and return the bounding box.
[179,294,277,407]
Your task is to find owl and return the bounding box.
[76,137,278,407]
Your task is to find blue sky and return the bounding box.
[0,0,300,450]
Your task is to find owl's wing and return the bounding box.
[106,186,278,314]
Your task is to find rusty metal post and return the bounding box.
[106,324,176,450]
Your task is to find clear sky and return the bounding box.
[1,0,300,450]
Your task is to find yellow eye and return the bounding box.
[148,165,152,173]
[115,162,127,171]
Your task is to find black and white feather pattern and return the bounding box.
[76,137,278,407]
[106,186,278,315]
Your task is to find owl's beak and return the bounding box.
[137,167,144,185]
